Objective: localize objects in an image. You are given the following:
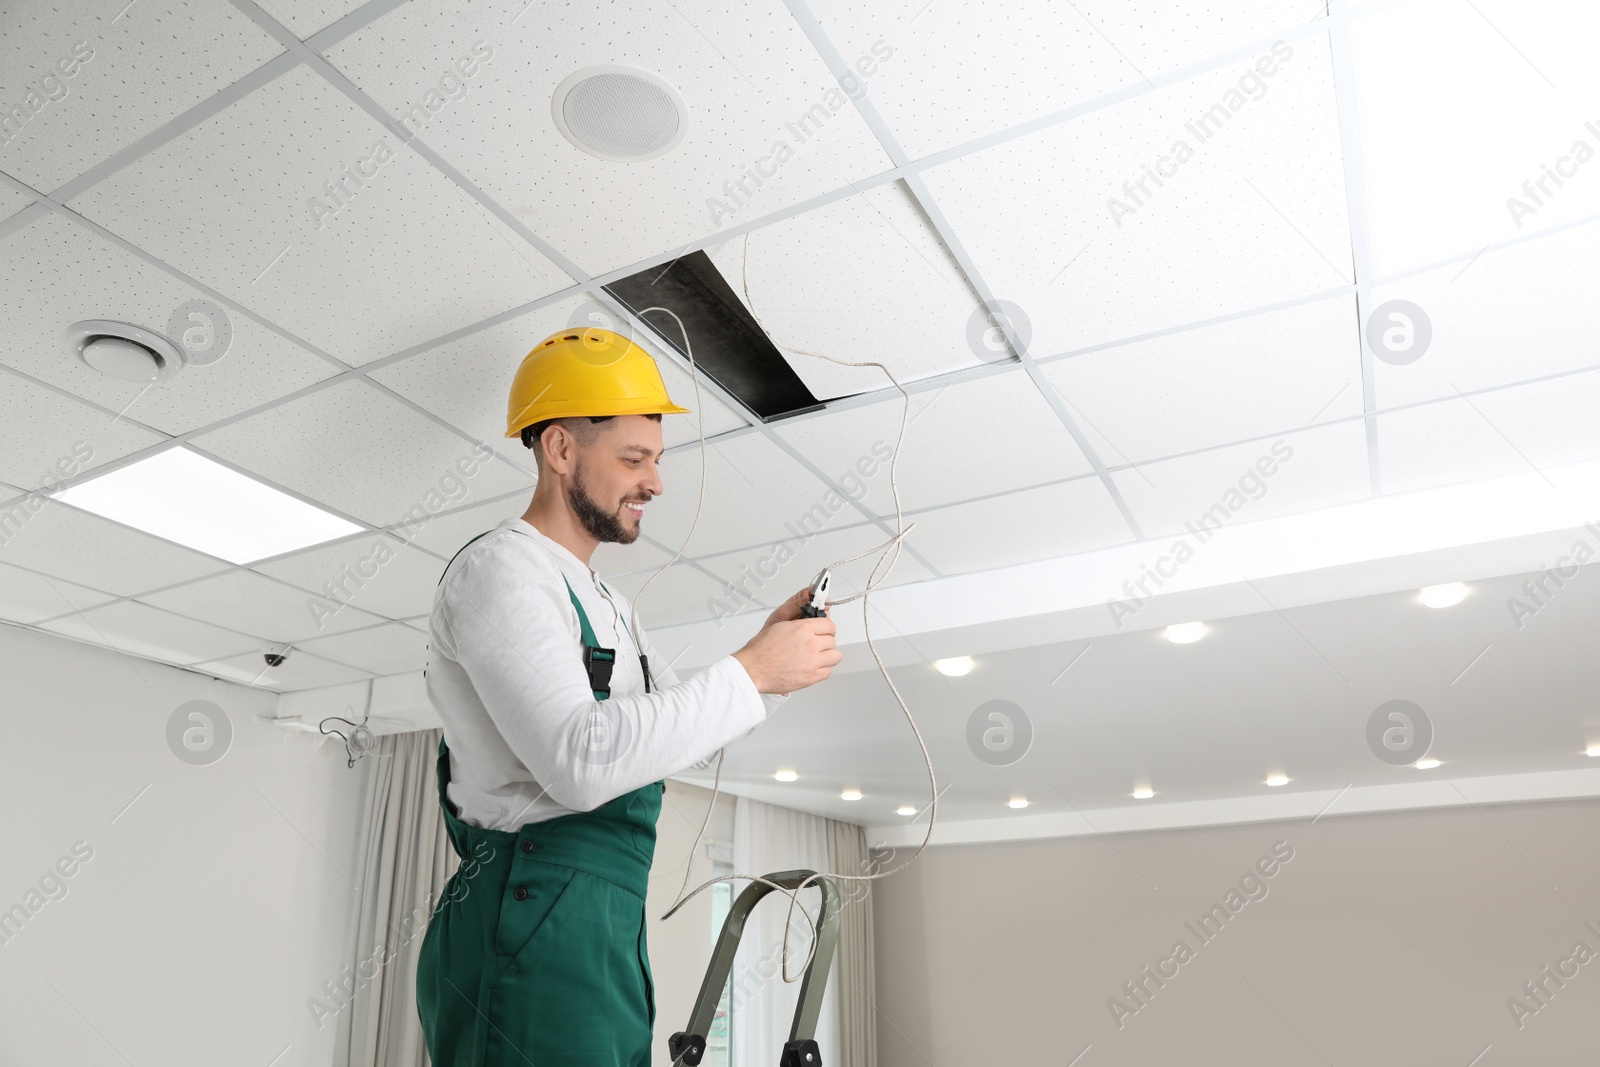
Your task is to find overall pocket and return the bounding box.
[492,860,576,959]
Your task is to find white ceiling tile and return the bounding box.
[604,560,759,631]
[648,432,837,557]
[0,561,116,625]
[921,33,1350,356]
[595,534,677,580]
[0,371,164,491]
[194,647,371,691]
[385,494,527,556]
[808,0,1321,158]
[257,0,372,39]
[296,621,431,676]
[0,186,34,218]
[899,478,1134,575]
[701,182,983,397]
[140,568,389,642]
[69,64,572,366]
[0,212,336,435]
[1040,295,1364,464]
[1378,369,1600,495]
[252,533,446,622]
[402,617,429,634]
[0,1,283,189]
[1372,221,1600,408]
[1471,370,1600,473]
[775,371,1094,514]
[0,502,229,596]
[651,350,752,449]
[324,0,894,274]
[36,598,259,666]
[1112,420,1370,538]
[189,378,532,527]
[366,299,576,472]
[1376,397,1531,495]
[1352,0,1600,277]
[694,520,936,626]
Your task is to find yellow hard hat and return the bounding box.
[505,327,691,439]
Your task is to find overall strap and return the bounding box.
[436,529,496,586]
[563,575,616,701]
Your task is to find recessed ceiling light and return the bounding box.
[551,64,688,162]
[896,805,917,816]
[840,788,862,801]
[773,769,798,782]
[1165,622,1207,644]
[1008,797,1029,809]
[54,447,363,564]
[1132,787,1155,799]
[1265,773,1289,787]
[1586,743,1600,758]
[1415,758,1442,770]
[66,319,185,382]
[1420,583,1468,608]
[934,656,974,677]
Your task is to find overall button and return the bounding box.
[513,886,529,901]
[520,838,537,853]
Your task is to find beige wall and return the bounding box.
[872,798,1600,1065]
[648,779,736,1065]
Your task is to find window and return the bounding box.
[706,863,734,1066]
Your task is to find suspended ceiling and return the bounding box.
[4,0,1600,833]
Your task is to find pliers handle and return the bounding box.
[799,567,830,618]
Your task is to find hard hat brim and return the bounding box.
[504,399,693,438]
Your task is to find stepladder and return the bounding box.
[668,870,841,1067]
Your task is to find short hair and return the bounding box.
[522,414,661,466]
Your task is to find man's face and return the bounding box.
[568,415,665,545]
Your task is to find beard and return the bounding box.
[568,461,637,545]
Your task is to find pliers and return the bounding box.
[799,567,830,618]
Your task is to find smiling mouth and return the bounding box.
[623,500,646,516]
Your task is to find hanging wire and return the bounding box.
[319,679,383,768]
[618,230,941,994]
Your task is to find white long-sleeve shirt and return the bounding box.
[426,517,788,831]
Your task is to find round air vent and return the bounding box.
[65,319,185,382]
[551,65,688,162]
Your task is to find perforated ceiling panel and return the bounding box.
[0,0,1597,725]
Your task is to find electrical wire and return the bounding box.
[613,231,942,992]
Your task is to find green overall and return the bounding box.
[417,564,663,1067]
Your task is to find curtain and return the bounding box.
[732,796,877,1067]
[333,728,456,1067]
[826,819,878,1067]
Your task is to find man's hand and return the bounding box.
[764,586,826,629]
[734,608,840,695]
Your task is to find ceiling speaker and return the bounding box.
[65,319,185,382]
[551,64,688,162]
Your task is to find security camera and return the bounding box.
[264,644,291,668]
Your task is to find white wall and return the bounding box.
[0,619,805,1066]
[0,623,367,1066]
[872,799,1600,1066]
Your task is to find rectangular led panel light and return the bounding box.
[55,447,365,564]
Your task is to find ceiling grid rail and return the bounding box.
[781,0,1146,541]
[1326,0,1384,497]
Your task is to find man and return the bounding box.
[417,327,840,1067]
